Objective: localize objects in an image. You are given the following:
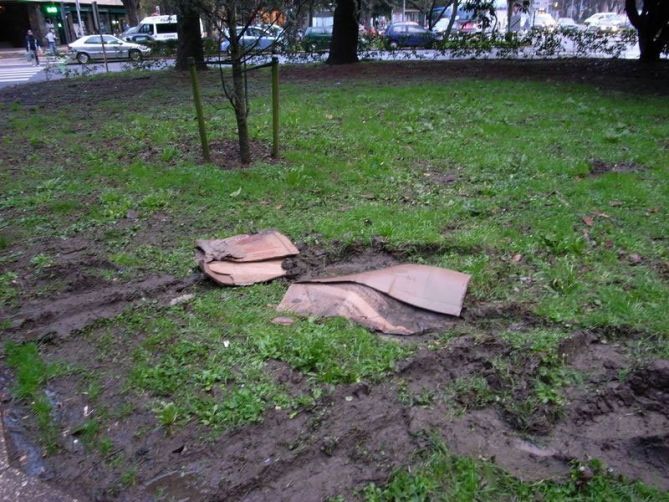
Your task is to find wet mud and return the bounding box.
[1,242,668,499]
[589,159,647,175]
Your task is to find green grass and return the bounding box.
[3,75,668,333]
[364,443,668,501]
[1,65,668,496]
[4,342,66,452]
[125,284,408,429]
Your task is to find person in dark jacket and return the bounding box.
[25,29,41,66]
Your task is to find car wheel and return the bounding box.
[129,49,142,61]
[77,52,90,64]
[389,41,398,49]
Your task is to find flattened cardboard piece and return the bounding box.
[277,283,456,335]
[204,259,287,286]
[196,230,299,264]
[302,264,470,317]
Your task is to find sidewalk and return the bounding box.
[0,46,68,62]
[0,48,29,61]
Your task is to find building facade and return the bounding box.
[0,0,127,48]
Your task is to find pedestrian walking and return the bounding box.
[25,29,41,66]
[46,29,57,56]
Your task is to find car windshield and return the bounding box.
[306,27,331,35]
[84,35,120,44]
[430,6,475,24]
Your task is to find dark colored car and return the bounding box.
[302,26,332,50]
[385,23,438,49]
[121,26,153,44]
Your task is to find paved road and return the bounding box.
[0,41,646,91]
[0,61,46,89]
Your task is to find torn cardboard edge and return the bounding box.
[299,264,470,317]
[196,230,299,264]
[196,230,299,286]
[277,264,471,335]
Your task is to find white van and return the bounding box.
[134,15,179,41]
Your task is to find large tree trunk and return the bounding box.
[638,32,668,61]
[327,0,359,65]
[175,1,206,71]
[625,0,669,62]
[227,6,251,164]
[121,0,140,27]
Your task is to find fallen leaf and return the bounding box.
[229,187,242,197]
[512,254,523,263]
[582,216,594,227]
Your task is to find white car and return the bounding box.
[68,35,151,64]
[532,12,557,31]
[584,12,629,32]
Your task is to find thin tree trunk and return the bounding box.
[227,5,251,164]
[327,0,359,64]
[507,0,512,33]
[444,0,459,39]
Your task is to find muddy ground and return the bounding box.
[2,238,668,500]
[1,60,668,500]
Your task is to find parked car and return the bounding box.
[531,12,557,31]
[120,26,139,41]
[583,12,616,26]
[588,14,631,32]
[127,15,205,43]
[557,17,582,31]
[219,25,285,53]
[301,26,332,51]
[385,23,439,48]
[431,7,482,34]
[68,35,151,63]
[584,12,629,32]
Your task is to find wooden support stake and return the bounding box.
[271,56,279,159]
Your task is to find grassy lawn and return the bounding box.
[0,62,668,499]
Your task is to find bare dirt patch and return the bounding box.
[280,59,669,96]
[589,158,647,175]
[20,331,668,501]
[6,273,199,343]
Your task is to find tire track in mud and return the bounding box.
[3,274,200,342]
[125,335,669,501]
